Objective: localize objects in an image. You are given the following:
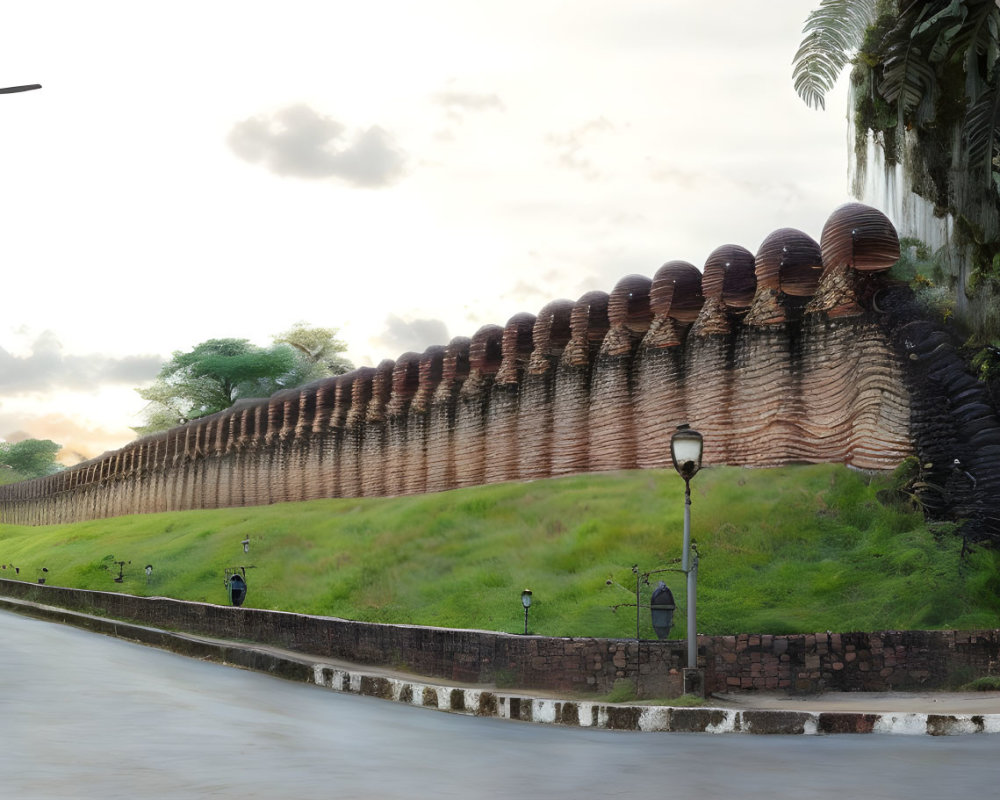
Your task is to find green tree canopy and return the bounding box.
[274,321,352,377]
[134,325,352,436]
[0,439,63,481]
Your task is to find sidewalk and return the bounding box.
[2,594,999,736]
[714,689,1000,715]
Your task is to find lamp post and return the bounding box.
[521,589,532,635]
[670,424,703,691]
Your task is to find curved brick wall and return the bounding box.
[2,203,999,534]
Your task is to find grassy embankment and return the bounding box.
[0,463,997,639]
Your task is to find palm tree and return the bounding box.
[792,0,879,111]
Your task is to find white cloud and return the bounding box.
[371,315,451,359]
[431,90,505,114]
[227,104,407,187]
[0,332,161,395]
[546,117,615,180]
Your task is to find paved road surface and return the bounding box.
[1,610,997,799]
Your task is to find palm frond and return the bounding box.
[964,86,1000,187]
[879,40,939,120]
[950,0,1000,101]
[793,0,879,110]
[878,4,940,126]
[913,0,968,63]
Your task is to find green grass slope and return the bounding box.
[0,464,997,638]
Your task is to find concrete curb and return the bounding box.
[3,596,998,736]
[312,667,1000,735]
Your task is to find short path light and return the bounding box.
[242,538,250,554]
[607,564,681,640]
[649,581,676,640]
[670,423,704,694]
[521,589,532,635]
[225,566,253,607]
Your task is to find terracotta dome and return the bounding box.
[650,260,703,323]
[821,202,900,273]
[570,291,610,349]
[607,274,653,332]
[755,228,823,297]
[531,299,574,357]
[702,244,756,309]
[468,325,504,374]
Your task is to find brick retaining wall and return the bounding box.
[710,631,1000,693]
[1,579,996,696]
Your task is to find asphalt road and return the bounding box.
[1,610,997,800]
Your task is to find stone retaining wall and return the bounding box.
[2,579,996,696]
[710,630,1000,693]
[7,594,998,734]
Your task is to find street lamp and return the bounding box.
[521,589,532,635]
[670,424,703,690]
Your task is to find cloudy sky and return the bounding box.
[1,0,854,463]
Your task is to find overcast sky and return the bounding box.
[1,0,853,463]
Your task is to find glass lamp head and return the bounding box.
[670,424,704,481]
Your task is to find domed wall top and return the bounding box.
[532,299,574,356]
[821,202,900,273]
[702,244,756,309]
[608,274,653,331]
[440,337,472,386]
[570,291,611,347]
[651,260,703,323]
[755,228,823,297]
[469,325,504,374]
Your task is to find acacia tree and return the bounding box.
[0,439,62,482]
[793,0,1000,345]
[274,321,352,376]
[134,325,352,436]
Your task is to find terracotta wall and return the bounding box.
[0,204,929,526]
